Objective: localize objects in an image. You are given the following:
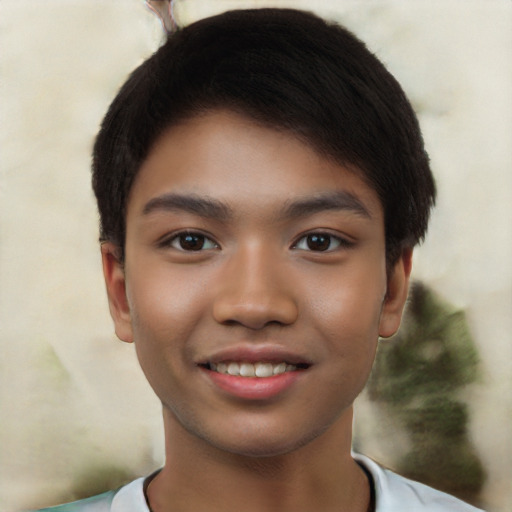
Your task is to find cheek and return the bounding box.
[128,262,208,324]
[125,265,212,368]
[307,263,385,331]
[125,271,207,406]
[303,262,385,371]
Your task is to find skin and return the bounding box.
[102,110,412,512]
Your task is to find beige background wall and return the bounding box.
[1,1,511,511]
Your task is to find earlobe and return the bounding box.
[378,248,413,339]
[101,243,134,343]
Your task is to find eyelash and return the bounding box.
[158,230,353,253]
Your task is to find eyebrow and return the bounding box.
[141,190,371,221]
[142,193,233,220]
[280,191,371,220]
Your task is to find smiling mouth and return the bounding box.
[201,361,310,378]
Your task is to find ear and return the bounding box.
[101,242,134,343]
[378,248,413,339]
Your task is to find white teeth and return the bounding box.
[210,361,299,377]
[255,362,273,378]
[273,362,287,375]
[227,362,240,376]
[240,363,256,377]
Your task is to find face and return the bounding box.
[103,110,411,458]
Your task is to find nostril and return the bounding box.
[221,319,240,327]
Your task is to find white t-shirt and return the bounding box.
[34,454,485,511]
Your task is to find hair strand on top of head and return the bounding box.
[146,0,179,33]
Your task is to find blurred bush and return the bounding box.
[368,281,485,505]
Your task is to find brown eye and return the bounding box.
[293,232,351,252]
[167,232,218,251]
[306,234,331,251]
[179,234,205,251]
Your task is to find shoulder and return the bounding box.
[31,477,148,512]
[353,453,485,512]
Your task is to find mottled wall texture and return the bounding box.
[1,1,511,511]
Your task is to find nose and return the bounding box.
[212,244,299,330]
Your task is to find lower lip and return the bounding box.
[203,368,304,400]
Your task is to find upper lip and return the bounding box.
[198,344,313,366]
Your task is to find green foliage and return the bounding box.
[369,282,479,405]
[368,281,485,505]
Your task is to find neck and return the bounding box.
[147,407,370,512]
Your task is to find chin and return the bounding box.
[204,420,332,460]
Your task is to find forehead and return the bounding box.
[127,110,383,223]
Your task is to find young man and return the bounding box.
[35,8,483,512]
